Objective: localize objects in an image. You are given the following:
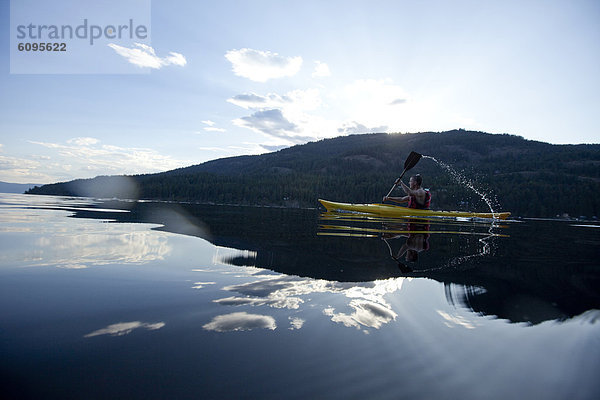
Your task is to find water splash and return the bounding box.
[422,155,499,216]
[420,155,503,265]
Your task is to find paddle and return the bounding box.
[383,151,422,200]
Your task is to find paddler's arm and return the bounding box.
[383,195,409,203]
[396,243,409,259]
[399,180,416,196]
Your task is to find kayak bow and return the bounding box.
[318,199,511,220]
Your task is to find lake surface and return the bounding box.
[1,193,599,399]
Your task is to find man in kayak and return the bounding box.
[383,174,431,209]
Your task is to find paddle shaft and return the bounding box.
[384,170,408,198]
[384,151,422,199]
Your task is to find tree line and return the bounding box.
[27,130,600,218]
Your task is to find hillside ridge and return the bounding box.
[26,130,600,218]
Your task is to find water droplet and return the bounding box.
[422,155,500,216]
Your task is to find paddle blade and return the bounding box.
[403,151,422,171]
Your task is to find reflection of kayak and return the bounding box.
[318,199,511,220]
[318,224,509,237]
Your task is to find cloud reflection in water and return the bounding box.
[209,265,405,331]
[22,230,171,269]
[203,312,277,332]
[324,300,397,330]
[85,321,165,337]
[289,317,305,330]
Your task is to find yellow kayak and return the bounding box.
[318,199,511,220]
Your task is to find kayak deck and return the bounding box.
[318,199,511,220]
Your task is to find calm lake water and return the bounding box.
[1,193,599,399]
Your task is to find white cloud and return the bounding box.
[312,61,331,77]
[225,81,415,144]
[57,264,88,269]
[85,321,165,337]
[200,120,226,133]
[108,43,187,69]
[226,76,474,146]
[338,121,388,135]
[0,154,39,171]
[225,48,302,82]
[23,138,190,182]
[228,89,321,113]
[228,93,291,110]
[0,153,49,183]
[67,137,100,146]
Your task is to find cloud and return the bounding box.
[29,138,189,179]
[0,154,39,171]
[200,120,226,133]
[229,89,321,112]
[337,121,388,135]
[57,264,88,269]
[0,153,49,183]
[228,93,292,110]
[312,61,331,77]
[108,43,187,69]
[225,77,467,146]
[84,321,165,337]
[225,48,302,82]
[234,109,311,142]
[229,89,328,144]
[224,81,412,144]
[67,137,100,146]
[203,312,276,332]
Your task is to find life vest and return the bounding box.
[408,189,431,209]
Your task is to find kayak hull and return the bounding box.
[318,199,511,220]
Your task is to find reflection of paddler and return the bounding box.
[381,220,430,271]
[401,221,430,261]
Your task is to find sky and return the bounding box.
[0,0,599,184]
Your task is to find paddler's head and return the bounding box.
[409,174,423,190]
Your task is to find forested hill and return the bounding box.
[26,130,600,218]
